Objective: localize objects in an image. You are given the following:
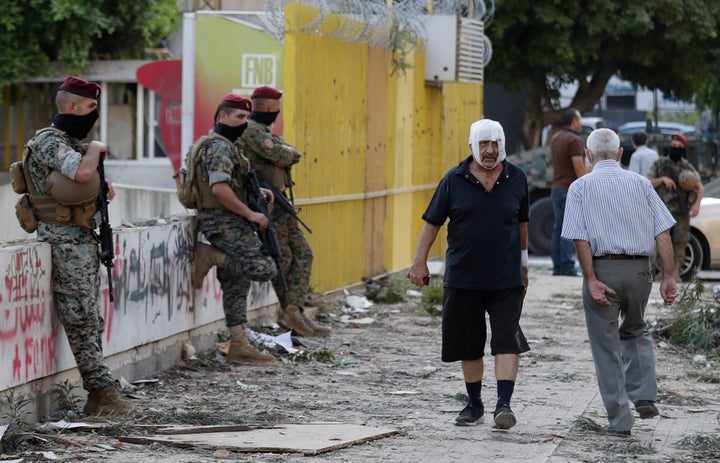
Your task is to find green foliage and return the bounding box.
[572,416,604,433]
[661,280,720,354]
[0,0,180,91]
[0,389,33,428]
[365,277,408,304]
[485,0,720,146]
[284,348,336,363]
[389,21,416,77]
[420,279,443,316]
[51,379,83,412]
[675,434,720,461]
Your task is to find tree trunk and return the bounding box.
[522,66,617,148]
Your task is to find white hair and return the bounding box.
[586,128,620,160]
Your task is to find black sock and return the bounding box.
[497,380,515,405]
[465,381,482,406]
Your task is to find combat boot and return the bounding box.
[278,304,314,337]
[192,242,228,289]
[84,384,132,416]
[226,324,278,366]
[301,313,332,337]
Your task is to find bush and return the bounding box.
[659,280,720,355]
[421,279,443,316]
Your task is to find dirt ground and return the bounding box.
[2,258,719,462]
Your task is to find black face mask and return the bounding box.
[250,111,279,125]
[669,147,685,162]
[52,109,99,140]
[214,122,247,142]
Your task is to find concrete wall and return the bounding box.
[0,215,278,418]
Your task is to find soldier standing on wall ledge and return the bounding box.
[190,93,280,365]
[238,86,331,337]
[23,76,130,416]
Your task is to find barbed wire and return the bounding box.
[261,0,494,57]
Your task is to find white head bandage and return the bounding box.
[468,119,506,169]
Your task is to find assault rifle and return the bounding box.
[96,156,114,302]
[255,173,312,234]
[242,169,288,291]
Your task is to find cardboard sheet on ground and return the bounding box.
[119,423,400,455]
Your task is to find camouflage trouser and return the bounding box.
[271,211,313,311]
[51,242,114,392]
[201,219,277,326]
[669,214,691,275]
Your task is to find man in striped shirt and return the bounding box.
[561,128,677,437]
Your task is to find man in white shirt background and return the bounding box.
[628,132,659,176]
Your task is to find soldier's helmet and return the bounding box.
[679,170,699,192]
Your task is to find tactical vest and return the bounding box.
[11,128,99,232]
[192,134,251,210]
[249,156,290,191]
[653,158,697,214]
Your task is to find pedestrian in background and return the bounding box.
[627,132,658,176]
[407,119,530,430]
[22,76,130,415]
[562,128,677,436]
[550,108,586,276]
[239,86,331,337]
[647,133,704,280]
[191,93,279,365]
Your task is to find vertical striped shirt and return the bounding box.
[561,160,676,256]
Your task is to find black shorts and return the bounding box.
[441,286,530,362]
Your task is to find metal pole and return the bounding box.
[136,84,144,160]
[181,8,196,166]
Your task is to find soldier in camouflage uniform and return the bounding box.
[23,76,130,416]
[647,133,704,279]
[190,93,279,365]
[238,86,331,337]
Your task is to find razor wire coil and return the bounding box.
[262,0,494,57]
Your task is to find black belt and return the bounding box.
[592,254,648,260]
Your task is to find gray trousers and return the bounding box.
[582,258,657,431]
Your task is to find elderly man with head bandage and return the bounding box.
[407,119,530,430]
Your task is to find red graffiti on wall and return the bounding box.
[4,302,58,383]
[2,247,58,384]
[4,248,46,304]
[0,304,46,341]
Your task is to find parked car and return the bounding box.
[617,121,695,135]
[682,177,720,280]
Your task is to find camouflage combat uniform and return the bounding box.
[196,137,276,326]
[238,120,312,310]
[25,130,114,392]
[647,157,700,274]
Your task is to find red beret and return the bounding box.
[59,76,101,99]
[671,133,688,147]
[251,86,282,100]
[221,93,252,112]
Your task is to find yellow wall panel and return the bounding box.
[299,201,366,291]
[283,3,484,292]
[441,82,484,171]
[364,46,391,277]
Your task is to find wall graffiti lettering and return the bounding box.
[1,218,275,392]
[1,247,58,386]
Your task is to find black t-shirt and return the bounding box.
[422,157,529,290]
